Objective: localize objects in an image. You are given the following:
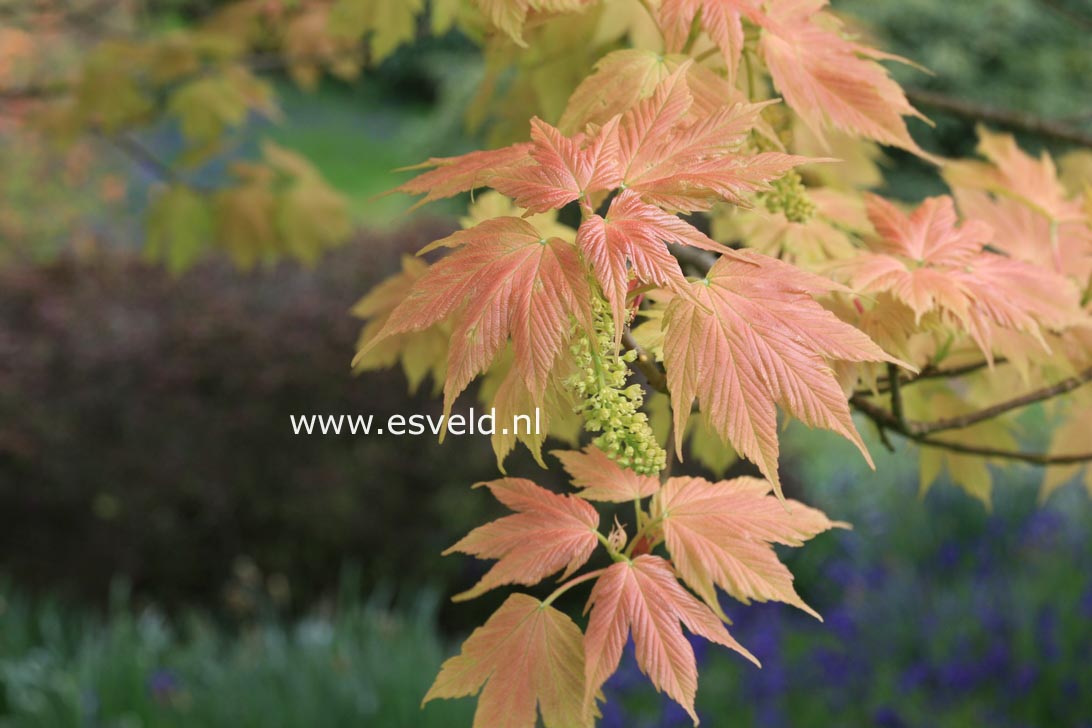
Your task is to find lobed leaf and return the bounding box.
[445,478,600,601]
[583,555,758,724]
[653,475,848,618]
[424,593,592,728]
[662,250,900,496]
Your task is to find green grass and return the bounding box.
[267,53,482,228]
[0,583,473,728]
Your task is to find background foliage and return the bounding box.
[1,0,1091,725]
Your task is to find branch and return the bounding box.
[852,366,1092,437]
[667,243,719,276]
[913,367,1092,436]
[856,358,1002,396]
[906,87,1092,148]
[622,329,668,394]
[914,438,1092,466]
[887,362,906,428]
[851,366,1092,466]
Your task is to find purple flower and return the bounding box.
[1012,665,1038,694]
[825,606,856,641]
[874,706,907,728]
[148,668,182,704]
[900,660,931,691]
[936,540,961,570]
[660,698,694,727]
[1035,607,1059,661]
[1080,585,1092,619]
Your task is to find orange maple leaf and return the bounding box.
[653,475,848,619]
[758,0,931,158]
[614,64,806,212]
[583,555,758,724]
[351,254,448,394]
[489,117,621,213]
[360,217,592,416]
[658,0,763,84]
[839,195,1083,359]
[394,144,532,208]
[445,477,600,602]
[662,249,899,496]
[424,593,592,728]
[552,445,662,502]
[577,191,733,342]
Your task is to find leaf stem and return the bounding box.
[542,568,608,608]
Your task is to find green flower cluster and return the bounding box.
[566,298,666,475]
[762,170,815,223]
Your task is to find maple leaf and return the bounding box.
[908,384,1020,507]
[652,475,847,619]
[394,144,533,208]
[444,478,600,601]
[837,195,1084,360]
[947,128,1092,281]
[146,185,212,273]
[662,249,898,495]
[424,593,592,728]
[488,117,621,213]
[583,555,758,724]
[352,255,448,395]
[480,349,582,469]
[552,445,661,502]
[658,0,763,84]
[559,50,763,135]
[474,0,595,46]
[577,191,733,342]
[945,126,1081,223]
[558,49,674,133]
[758,0,931,158]
[358,217,592,416]
[954,254,1085,358]
[1041,391,1092,502]
[613,65,807,212]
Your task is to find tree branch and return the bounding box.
[857,358,1003,396]
[667,243,719,276]
[912,367,1092,436]
[914,438,1092,466]
[852,366,1092,437]
[622,329,668,394]
[906,87,1092,148]
[851,366,1092,465]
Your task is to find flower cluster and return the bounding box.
[762,170,815,223]
[567,297,666,475]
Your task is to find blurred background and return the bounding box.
[1,0,1091,726]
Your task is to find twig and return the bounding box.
[906,87,1092,148]
[851,367,1092,465]
[667,244,719,276]
[622,329,668,394]
[914,438,1092,466]
[851,366,1092,437]
[887,362,906,428]
[857,358,1000,396]
[97,131,184,186]
[912,367,1092,436]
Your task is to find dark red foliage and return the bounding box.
[0,222,533,613]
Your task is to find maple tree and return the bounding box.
[349,2,1092,723]
[5,0,1092,724]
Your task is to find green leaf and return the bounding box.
[145,185,212,273]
